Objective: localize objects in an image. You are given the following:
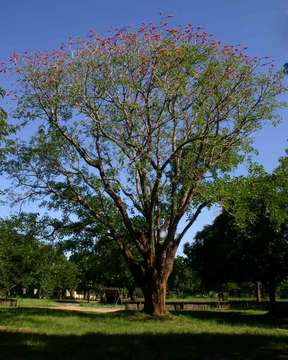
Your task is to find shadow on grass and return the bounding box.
[0,308,287,359]
[0,330,287,360]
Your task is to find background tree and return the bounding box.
[0,213,78,298]
[35,245,79,299]
[185,159,288,311]
[184,212,261,299]
[168,256,202,297]
[58,207,137,300]
[4,21,285,315]
[0,215,39,296]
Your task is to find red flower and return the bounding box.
[166,29,177,34]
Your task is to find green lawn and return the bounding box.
[0,302,287,359]
[17,298,60,308]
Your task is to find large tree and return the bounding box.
[4,21,285,314]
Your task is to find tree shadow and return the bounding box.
[0,331,287,360]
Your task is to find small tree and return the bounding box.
[4,21,285,314]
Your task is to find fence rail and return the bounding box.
[0,298,17,307]
[124,300,288,311]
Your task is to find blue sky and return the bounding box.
[0,0,288,249]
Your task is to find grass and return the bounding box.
[16,298,60,308]
[0,300,287,359]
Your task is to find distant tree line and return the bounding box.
[0,214,78,298]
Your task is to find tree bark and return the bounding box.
[142,274,167,316]
[140,251,175,316]
[117,236,176,316]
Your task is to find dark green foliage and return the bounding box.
[0,217,39,296]
[35,245,79,298]
[168,256,202,296]
[184,208,288,303]
[0,214,79,297]
[61,219,136,298]
[185,157,288,308]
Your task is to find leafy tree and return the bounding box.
[35,245,79,299]
[59,209,136,299]
[168,256,202,297]
[87,237,136,298]
[0,214,79,298]
[0,216,39,296]
[4,21,285,314]
[184,212,240,291]
[185,204,288,310]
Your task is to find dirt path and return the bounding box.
[50,303,124,314]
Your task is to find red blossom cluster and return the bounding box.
[4,18,276,86]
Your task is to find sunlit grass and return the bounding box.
[16,298,59,308]
[0,307,286,337]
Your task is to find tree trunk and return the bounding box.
[128,286,135,301]
[119,238,176,316]
[143,275,167,316]
[255,281,262,303]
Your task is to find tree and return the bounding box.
[4,21,285,314]
[35,245,79,299]
[185,171,288,310]
[55,205,137,299]
[0,215,40,296]
[185,210,248,288]
[168,256,202,296]
[0,213,79,298]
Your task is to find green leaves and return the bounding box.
[214,157,288,228]
[0,87,6,121]
[0,213,79,297]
